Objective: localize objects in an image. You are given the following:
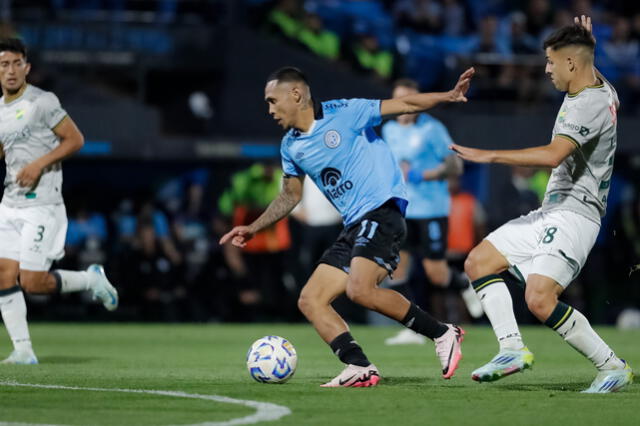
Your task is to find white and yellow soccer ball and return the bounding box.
[246,335,297,384]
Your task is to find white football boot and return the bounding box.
[88,264,119,311]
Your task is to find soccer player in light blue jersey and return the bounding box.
[221,66,475,386]
[382,79,482,346]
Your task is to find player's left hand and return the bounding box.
[449,143,494,163]
[574,15,595,43]
[16,161,44,187]
[450,67,475,102]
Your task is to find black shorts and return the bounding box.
[402,217,448,260]
[318,200,407,275]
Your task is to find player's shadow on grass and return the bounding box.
[383,377,465,387]
[498,383,589,392]
[38,356,99,364]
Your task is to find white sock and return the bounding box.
[53,270,91,293]
[475,276,524,351]
[0,287,33,353]
[548,303,625,371]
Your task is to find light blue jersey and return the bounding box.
[281,99,407,226]
[382,114,452,219]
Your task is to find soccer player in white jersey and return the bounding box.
[451,17,633,393]
[0,38,118,365]
[221,66,474,386]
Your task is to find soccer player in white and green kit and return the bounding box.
[451,17,633,393]
[0,38,118,365]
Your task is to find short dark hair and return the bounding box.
[392,78,419,91]
[543,24,595,51]
[267,66,309,85]
[0,38,27,59]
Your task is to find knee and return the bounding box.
[297,291,314,317]
[464,249,482,280]
[525,291,557,321]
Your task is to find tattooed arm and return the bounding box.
[219,175,304,248]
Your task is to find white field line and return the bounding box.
[0,381,291,426]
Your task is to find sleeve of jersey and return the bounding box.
[346,98,382,130]
[39,92,68,129]
[280,140,304,178]
[555,102,602,148]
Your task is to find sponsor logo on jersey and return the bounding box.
[324,130,341,148]
[320,167,353,201]
[560,120,590,137]
[323,101,348,111]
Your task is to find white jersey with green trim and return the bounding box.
[0,84,67,207]
[542,80,618,223]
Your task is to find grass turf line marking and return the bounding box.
[0,381,291,426]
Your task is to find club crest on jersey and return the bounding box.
[324,130,341,148]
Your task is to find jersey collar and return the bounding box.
[313,98,324,120]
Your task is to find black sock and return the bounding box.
[329,332,370,367]
[400,302,448,339]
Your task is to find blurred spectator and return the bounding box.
[138,199,183,265]
[349,32,395,79]
[540,9,574,48]
[267,0,304,39]
[218,163,294,321]
[524,0,553,38]
[394,0,444,34]
[570,0,601,23]
[470,14,512,57]
[509,11,538,54]
[442,0,472,36]
[66,207,109,270]
[599,16,640,110]
[66,208,108,250]
[124,222,184,321]
[298,13,341,60]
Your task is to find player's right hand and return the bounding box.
[219,226,255,248]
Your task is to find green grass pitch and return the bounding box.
[0,323,638,425]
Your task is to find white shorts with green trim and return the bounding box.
[485,208,599,288]
[0,203,67,271]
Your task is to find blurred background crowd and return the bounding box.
[1,0,639,327]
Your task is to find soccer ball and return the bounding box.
[246,335,297,384]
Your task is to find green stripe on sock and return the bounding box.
[471,274,503,292]
[544,302,573,330]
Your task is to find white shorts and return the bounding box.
[0,203,68,271]
[485,208,599,288]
